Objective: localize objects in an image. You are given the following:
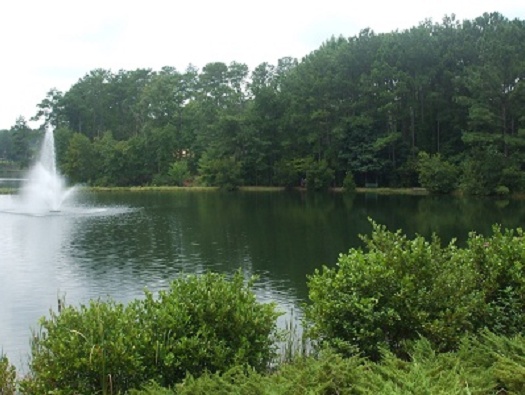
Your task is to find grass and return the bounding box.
[88,185,219,192]
[354,187,429,195]
[0,187,14,194]
[87,185,430,195]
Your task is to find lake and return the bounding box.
[1,189,525,370]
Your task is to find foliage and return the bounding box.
[494,185,510,196]
[130,334,525,394]
[342,172,356,193]
[460,148,508,195]
[22,271,280,394]
[198,152,243,190]
[306,221,525,360]
[457,330,525,394]
[357,338,494,394]
[273,159,300,188]
[416,152,459,193]
[305,160,335,191]
[273,158,311,188]
[500,165,525,192]
[0,353,16,395]
[63,132,97,183]
[137,271,280,387]
[132,352,365,395]
[21,299,146,394]
[5,13,525,189]
[465,225,525,336]
[167,160,190,186]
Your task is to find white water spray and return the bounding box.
[18,125,77,213]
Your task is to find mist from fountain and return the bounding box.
[17,125,77,213]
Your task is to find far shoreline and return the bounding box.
[4,184,525,198]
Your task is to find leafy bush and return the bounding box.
[22,299,146,394]
[168,160,190,186]
[460,147,506,195]
[357,338,494,394]
[133,352,365,395]
[500,165,525,192]
[0,353,16,395]
[494,185,510,196]
[273,157,313,189]
[131,337,514,395]
[306,160,334,191]
[457,331,525,394]
[22,271,280,394]
[198,152,243,190]
[273,159,299,189]
[417,152,459,193]
[138,271,280,387]
[151,173,173,186]
[342,172,356,193]
[306,221,525,361]
[466,225,525,336]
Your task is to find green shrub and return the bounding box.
[417,152,459,193]
[500,166,525,192]
[306,221,483,360]
[273,158,313,189]
[453,331,525,394]
[342,172,356,193]
[460,148,506,195]
[138,272,280,387]
[357,338,494,394]
[306,160,334,191]
[168,160,190,186]
[198,152,243,190]
[0,353,16,395]
[273,159,299,188]
[134,352,365,395]
[23,271,280,394]
[466,226,525,336]
[22,299,146,395]
[130,333,525,395]
[306,221,525,361]
[151,173,173,186]
[494,185,510,196]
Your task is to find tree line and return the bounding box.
[1,12,525,193]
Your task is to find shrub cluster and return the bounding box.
[342,172,356,193]
[416,152,459,193]
[21,271,280,394]
[306,220,525,360]
[131,332,525,394]
[7,222,525,393]
[0,353,16,395]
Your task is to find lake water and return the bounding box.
[1,189,525,370]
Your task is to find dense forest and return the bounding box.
[1,12,525,193]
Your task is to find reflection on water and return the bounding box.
[2,190,525,371]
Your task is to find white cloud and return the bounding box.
[0,0,523,129]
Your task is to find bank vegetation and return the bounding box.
[2,220,525,394]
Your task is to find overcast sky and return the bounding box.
[0,0,523,130]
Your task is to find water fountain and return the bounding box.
[1,125,77,214]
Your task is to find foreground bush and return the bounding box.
[132,352,365,395]
[22,271,280,394]
[306,221,525,360]
[0,353,16,394]
[22,299,146,394]
[138,272,280,387]
[132,333,525,394]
